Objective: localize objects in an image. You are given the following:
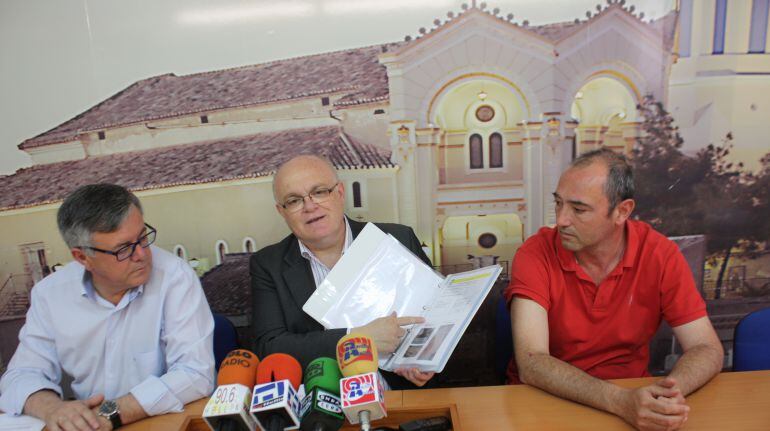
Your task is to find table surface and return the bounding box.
[122,370,770,430]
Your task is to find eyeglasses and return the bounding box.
[280,183,339,213]
[82,223,157,261]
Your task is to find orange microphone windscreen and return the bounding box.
[217,349,260,386]
[336,333,379,377]
[255,353,303,390]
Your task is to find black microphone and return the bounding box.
[300,357,344,431]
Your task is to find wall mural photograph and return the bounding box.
[1,0,769,386]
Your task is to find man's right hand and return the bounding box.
[352,312,424,355]
[33,392,105,431]
[613,378,689,431]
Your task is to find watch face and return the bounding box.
[99,400,118,415]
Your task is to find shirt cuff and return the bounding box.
[0,377,62,415]
[130,375,183,417]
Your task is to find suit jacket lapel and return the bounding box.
[347,216,367,240]
[281,237,316,312]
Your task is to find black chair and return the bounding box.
[495,295,514,382]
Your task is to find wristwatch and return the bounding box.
[97,399,122,429]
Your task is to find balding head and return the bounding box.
[273,155,339,202]
[271,154,347,251]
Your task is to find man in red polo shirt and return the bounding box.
[506,148,724,431]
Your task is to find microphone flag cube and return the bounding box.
[202,383,257,431]
[250,379,302,430]
[300,386,344,420]
[339,371,386,424]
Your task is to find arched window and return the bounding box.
[469,134,483,169]
[215,240,229,265]
[352,182,363,208]
[243,237,256,253]
[489,132,503,168]
[173,244,187,260]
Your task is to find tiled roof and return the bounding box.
[0,126,394,211]
[201,253,251,317]
[21,43,403,149]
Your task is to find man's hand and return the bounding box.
[352,312,424,355]
[42,393,105,431]
[612,378,689,431]
[394,367,435,387]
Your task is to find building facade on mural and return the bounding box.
[1,1,768,312]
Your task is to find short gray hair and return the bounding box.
[571,148,634,213]
[57,184,142,251]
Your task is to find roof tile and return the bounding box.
[1,126,393,210]
[22,43,403,149]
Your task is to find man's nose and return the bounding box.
[131,243,148,261]
[556,207,571,228]
[302,195,320,211]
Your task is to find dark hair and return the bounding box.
[57,184,142,251]
[571,148,634,212]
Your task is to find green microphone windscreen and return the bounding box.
[304,357,343,394]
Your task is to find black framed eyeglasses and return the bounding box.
[280,183,340,213]
[82,223,157,261]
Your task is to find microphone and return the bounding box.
[336,334,386,431]
[250,353,303,431]
[299,357,344,431]
[202,349,260,431]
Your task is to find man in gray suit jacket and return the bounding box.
[250,155,435,389]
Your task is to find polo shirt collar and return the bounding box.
[555,221,639,274]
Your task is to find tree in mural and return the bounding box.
[633,95,770,299]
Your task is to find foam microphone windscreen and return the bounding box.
[217,349,260,386]
[336,333,379,377]
[304,357,343,394]
[255,353,303,390]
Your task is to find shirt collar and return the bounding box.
[298,216,353,262]
[555,221,639,273]
[80,270,144,305]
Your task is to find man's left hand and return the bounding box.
[394,367,435,387]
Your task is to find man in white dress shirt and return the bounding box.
[0,184,215,430]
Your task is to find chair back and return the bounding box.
[733,307,770,371]
[495,295,514,381]
[213,313,239,370]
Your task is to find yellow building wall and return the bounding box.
[340,104,391,152]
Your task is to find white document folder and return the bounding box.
[302,222,443,330]
[302,223,502,373]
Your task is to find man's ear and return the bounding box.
[70,248,91,269]
[335,181,346,201]
[614,198,635,224]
